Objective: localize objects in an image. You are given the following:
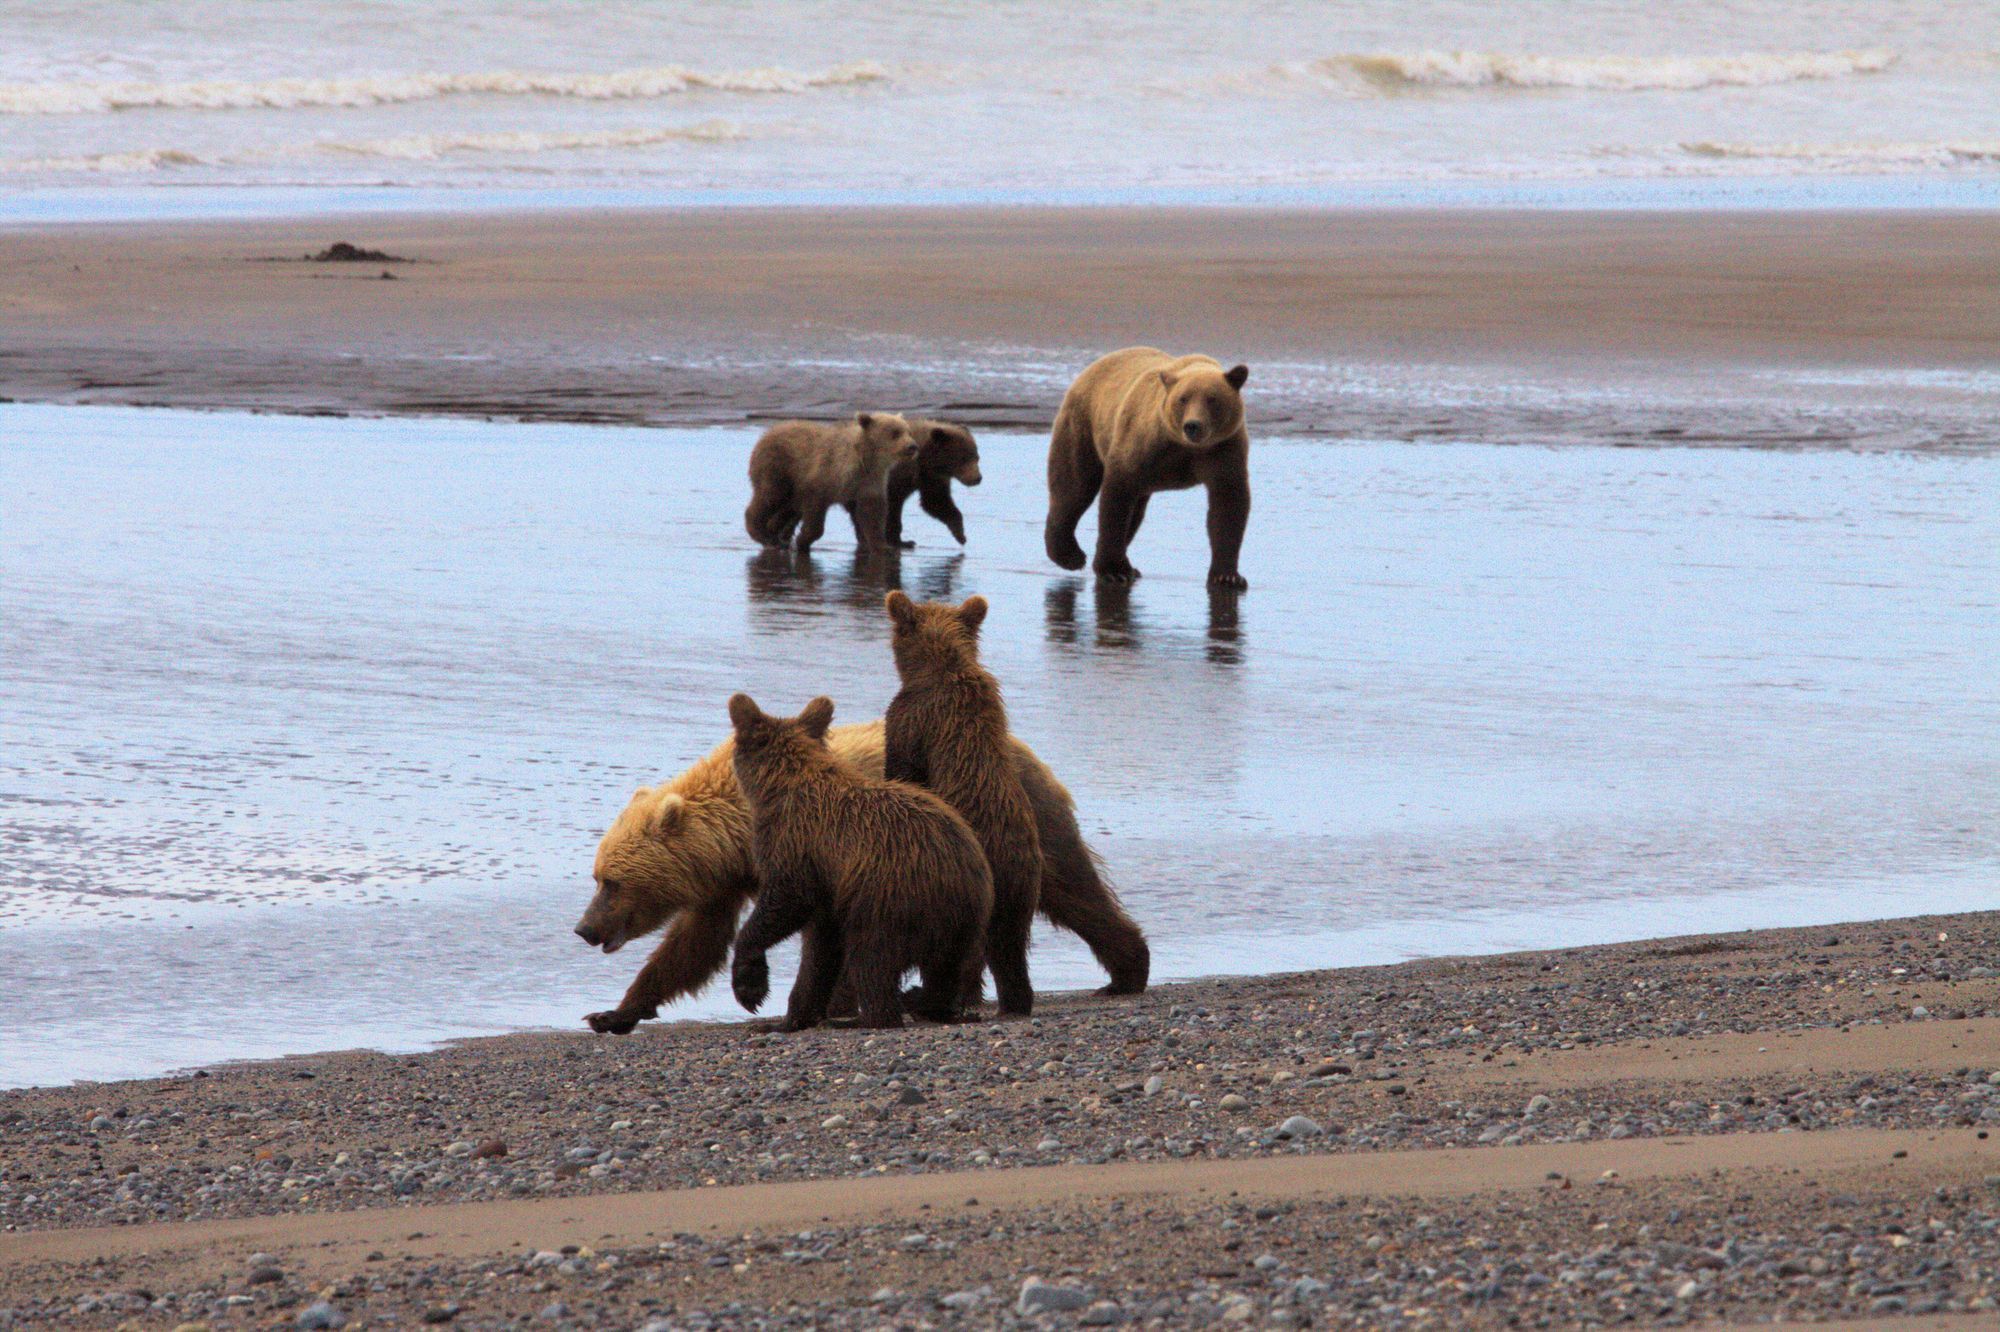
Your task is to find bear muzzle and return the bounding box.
[957,462,983,486]
[573,920,629,954]
[1182,420,1209,445]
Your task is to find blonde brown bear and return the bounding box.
[744,412,917,553]
[575,722,1149,1032]
[1044,347,1251,588]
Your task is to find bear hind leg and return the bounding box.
[846,945,907,1029]
[1044,407,1101,571]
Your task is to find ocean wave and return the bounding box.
[319,121,747,159]
[0,61,885,115]
[1306,48,1897,92]
[1682,138,2000,167]
[0,121,749,173]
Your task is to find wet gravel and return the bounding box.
[4,912,1996,1236]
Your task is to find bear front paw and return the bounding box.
[1207,569,1249,590]
[585,1009,641,1035]
[732,957,770,1012]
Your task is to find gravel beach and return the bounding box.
[5,910,2000,1327]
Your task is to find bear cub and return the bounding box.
[878,418,982,548]
[883,592,1043,1016]
[745,412,917,554]
[727,693,993,1030]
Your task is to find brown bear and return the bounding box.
[883,591,1041,1015]
[575,721,1149,1033]
[1044,347,1252,588]
[725,693,992,1030]
[744,412,918,554]
[879,418,981,548]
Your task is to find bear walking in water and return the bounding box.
[726,693,992,1030]
[877,418,982,548]
[744,412,917,554]
[1044,348,1252,589]
[575,721,1150,1034]
[883,591,1042,1015]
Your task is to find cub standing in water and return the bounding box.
[879,418,982,548]
[883,591,1042,1016]
[1044,347,1252,588]
[743,412,918,554]
[726,693,992,1031]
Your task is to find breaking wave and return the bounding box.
[0,61,886,115]
[1682,138,2000,167]
[0,121,748,172]
[1307,48,1896,92]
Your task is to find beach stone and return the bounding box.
[938,1287,990,1310]
[473,1139,508,1159]
[246,1266,283,1286]
[1912,1006,1930,1019]
[1143,1075,1165,1097]
[894,1086,926,1106]
[1275,1115,1322,1139]
[1524,1094,1554,1119]
[1079,1300,1126,1325]
[1018,1278,1091,1314]
[820,1114,849,1130]
[294,1303,346,1331]
[1036,1137,1062,1152]
[1219,1094,1250,1113]
[1289,1277,1329,1303]
[444,1140,473,1156]
[419,1305,460,1325]
[536,1302,569,1322]
[636,1322,676,1332]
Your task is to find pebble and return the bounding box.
[938,1287,989,1310]
[1143,1075,1164,1097]
[820,1114,848,1130]
[536,1301,569,1321]
[1018,1277,1091,1314]
[1275,1115,1322,1139]
[1079,1299,1126,1325]
[294,1303,346,1330]
[1524,1094,1554,1119]
[1219,1094,1250,1113]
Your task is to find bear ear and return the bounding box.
[855,411,875,431]
[1157,369,1178,391]
[958,595,989,633]
[930,425,954,446]
[1225,363,1249,390]
[884,588,917,627]
[798,696,835,739]
[649,792,686,839]
[727,692,761,731]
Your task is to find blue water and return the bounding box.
[2,402,1995,1086]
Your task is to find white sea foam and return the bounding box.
[1682,138,2000,167]
[319,121,748,160]
[0,121,748,173]
[0,61,885,115]
[1307,48,1897,92]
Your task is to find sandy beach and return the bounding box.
[5,207,1999,447]
[4,909,1999,1327]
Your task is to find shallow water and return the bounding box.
[1,403,1995,1086]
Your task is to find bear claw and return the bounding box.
[585,1009,640,1035]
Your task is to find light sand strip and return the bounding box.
[4,1127,1989,1275]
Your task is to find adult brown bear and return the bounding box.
[575,722,1149,1033]
[883,592,1041,1015]
[726,694,991,1030]
[744,412,917,554]
[1044,348,1251,589]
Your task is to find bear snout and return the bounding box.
[1183,420,1208,444]
[958,463,983,486]
[573,921,602,947]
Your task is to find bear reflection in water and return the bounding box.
[743,546,966,620]
[1044,578,1245,667]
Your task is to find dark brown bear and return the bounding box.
[882,591,1041,1015]
[574,720,1151,1034]
[726,693,993,1030]
[880,418,982,548]
[744,412,918,554]
[1044,347,1252,588]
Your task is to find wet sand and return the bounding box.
[4,207,2000,447]
[5,909,2000,1327]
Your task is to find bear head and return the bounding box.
[727,693,837,789]
[1158,361,1249,449]
[884,590,988,679]
[855,411,919,471]
[915,421,981,486]
[577,784,744,954]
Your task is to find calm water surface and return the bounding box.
[1,403,1994,1085]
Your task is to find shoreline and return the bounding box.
[5,205,1999,449]
[5,908,1999,1326]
